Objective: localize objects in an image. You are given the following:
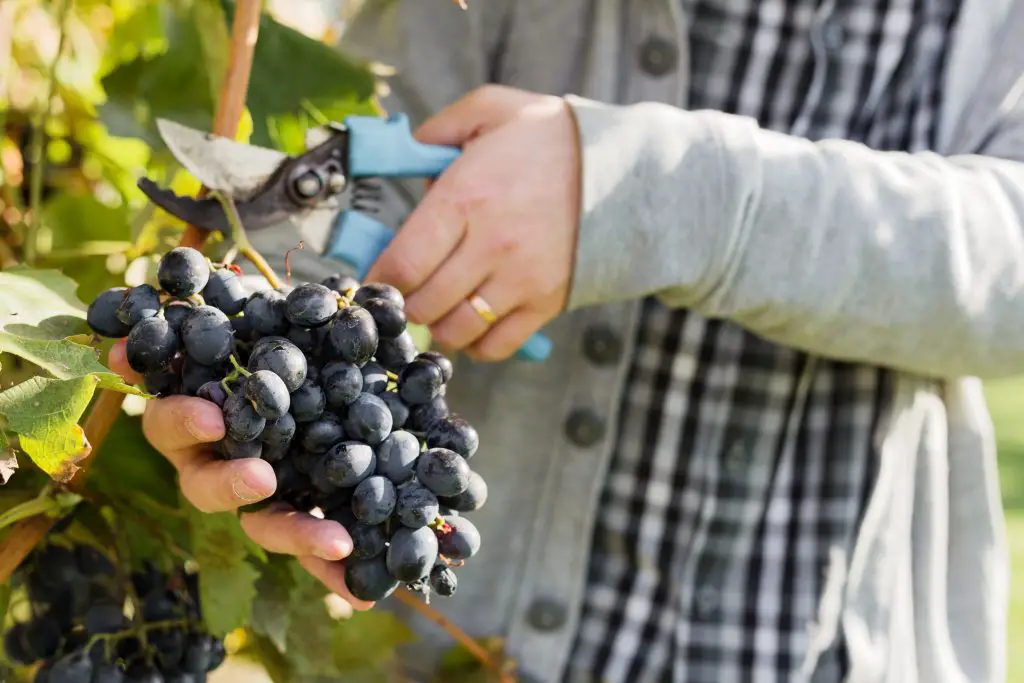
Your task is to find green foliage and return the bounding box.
[0,2,494,681]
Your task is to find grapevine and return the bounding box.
[0,1,512,682]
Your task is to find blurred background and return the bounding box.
[1,0,1021,681]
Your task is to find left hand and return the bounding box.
[364,85,581,361]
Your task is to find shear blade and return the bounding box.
[156,118,289,200]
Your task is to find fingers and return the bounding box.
[414,85,539,146]
[108,340,142,385]
[141,395,225,464]
[298,555,376,611]
[240,505,352,561]
[465,308,550,362]
[178,456,278,513]
[363,182,468,294]
[140,395,277,513]
[428,279,515,351]
[402,236,491,326]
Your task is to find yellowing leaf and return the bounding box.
[0,376,100,481]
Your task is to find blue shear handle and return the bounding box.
[344,114,461,178]
[325,211,553,362]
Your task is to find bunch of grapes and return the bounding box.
[86,247,487,603]
[3,542,225,682]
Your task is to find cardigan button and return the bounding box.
[638,36,679,77]
[526,597,568,631]
[564,408,606,447]
[582,323,623,366]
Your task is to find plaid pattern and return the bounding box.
[563,1,961,682]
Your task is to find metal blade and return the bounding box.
[156,119,289,200]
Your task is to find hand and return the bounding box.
[365,85,581,361]
[107,342,374,612]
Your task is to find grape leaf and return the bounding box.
[185,500,264,636]
[282,564,344,677]
[0,268,90,328]
[333,611,416,671]
[251,555,297,652]
[0,376,100,481]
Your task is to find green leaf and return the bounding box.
[220,0,378,148]
[0,430,16,484]
[0,268,91,329]
[186,500,263,637]
[281,563,343,677]
[333,611,416,671]
[0,377,99,481]
[251,554,296,652]
[85,413,180,509]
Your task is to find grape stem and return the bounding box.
[393,590,515,683]
[228,354,251,378]
[211,191,284,290]
[0,486,80,531]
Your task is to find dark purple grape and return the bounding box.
[222,436,262,459]
[287,326,317,354]
[374,330,419,371]
[75,545,115,577]
[222,390,266,443]
[22,614,61,661]
[316,441,376,488]
[285,283,338,328]
[425,415,479,459]
[321,274,360,296]
[244,370,290,420]
[202,268,247,316]
[375,430,420,484]
[347,521,387,560]
[379,392,410,429]
[327,306,378,366]
[437,470,488,512]
[416,448,471,497]
[418,350,453,383]
[354,282,404,308]
[344,556,399,602]
[158,247,210,298]
[351,476,396,525]
[361,297,406,338]
[230,314,252,343]
[429,564,457,597]
[162,301,194,335]
[84,602,126,635]
[386,526,438,582]
[3,623,35,665]
[395,483,439,529]
[248,338,307,392]
[407,396,450,433]
[438,516,481,560]
[126,317,178,373]
[144,368,180,397]
[343,393,393,445]
[116,284,161,327]
[321,361,363,408]
[261,443,289,464]
[300,413,345,453]
[87,287,131,338]
[206,639,226,671]
[181,357,226,396]
[398,359,444,405]
[180,306,234,366]
[91,662,126,683]
[361,362,388,394]
[289,380,325,422]
[48,650,94,683]
[196,381,228,407]
[243,289,289,337]
[261,413,296,446]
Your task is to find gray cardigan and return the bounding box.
[243,0,1024,680]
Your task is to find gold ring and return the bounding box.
[467,293,498,326]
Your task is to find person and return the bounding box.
[108,0,1024,681]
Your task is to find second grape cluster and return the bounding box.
[86,247,488,603]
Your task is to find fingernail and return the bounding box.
[314,537,352,562]
[232,466,275,502]
[185,411,223,442]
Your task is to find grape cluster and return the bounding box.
[86,247,488,602]
[3,542,225,682]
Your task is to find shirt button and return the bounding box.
[582,323,623,366]
[526,598,568,631]
[564,408,606,447]
[638,36,679,77]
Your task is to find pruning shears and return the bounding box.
[138,115,553,363]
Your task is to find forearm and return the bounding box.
[565,95,1024,380]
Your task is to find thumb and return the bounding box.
[413,85,538,147]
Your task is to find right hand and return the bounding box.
[108,341,375,612]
